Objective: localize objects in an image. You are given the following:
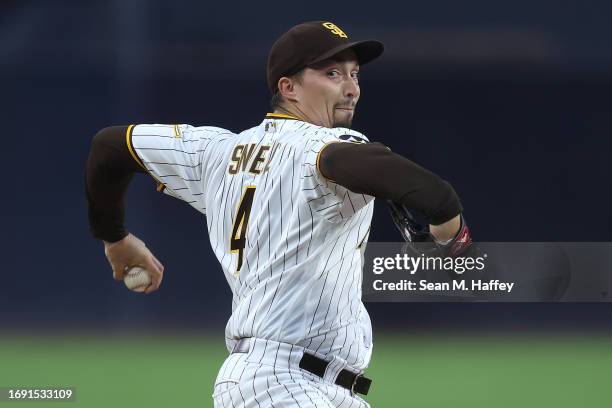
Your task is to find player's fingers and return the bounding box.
[143,258,163,294]
[144,276,160,294]
[110,262,127,281]
[105,248,130,281]
[151,255,165,283]
[151,255,164,271]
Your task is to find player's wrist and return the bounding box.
[429,214,461,243]
[102,231,130,246]
[435,215,473,257]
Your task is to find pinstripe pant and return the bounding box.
[213,338,371,408]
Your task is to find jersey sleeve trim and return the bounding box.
[125,124,147,171]
[316,141,346,183]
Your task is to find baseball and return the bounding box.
[123,266,152,293]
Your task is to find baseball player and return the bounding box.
[85,21,470,407]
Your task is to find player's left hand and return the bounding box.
[387,200,473,258]
[103,233,165,294]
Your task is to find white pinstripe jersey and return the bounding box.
[129,113,375,369]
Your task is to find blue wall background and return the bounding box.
[2,0,611,333]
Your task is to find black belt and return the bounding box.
[232,338,372,395]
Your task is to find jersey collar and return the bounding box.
[266,112,299,120]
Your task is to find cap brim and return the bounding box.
[309,40,384,67]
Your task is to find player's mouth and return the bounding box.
[335,107,354,112]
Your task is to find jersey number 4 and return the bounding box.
[230,186,256,273]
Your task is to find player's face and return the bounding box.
[295,50,360,128]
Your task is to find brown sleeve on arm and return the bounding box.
[85,126,146,242]
[318,142,462,224]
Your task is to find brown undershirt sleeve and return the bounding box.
[85,126,146,242]
[317,142,462,225]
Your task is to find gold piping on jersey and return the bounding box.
[125,125,146,171]
[265,112,299,120]
[173,124,181,138]
[315,141,343,183]
[125,125,168,194]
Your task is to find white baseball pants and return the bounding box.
[212,337,371,408]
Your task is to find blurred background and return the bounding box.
[1,0,611,406]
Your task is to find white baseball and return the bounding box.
[123,266,152,293]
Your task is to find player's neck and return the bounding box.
[274,106,302,121]
[274,106,327,127]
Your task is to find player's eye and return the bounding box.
[327,70,341,78]
[351,71,360,81]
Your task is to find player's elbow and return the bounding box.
[91,126,126,149]
[424,179,463,225]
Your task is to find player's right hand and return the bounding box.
[103,233,164,294]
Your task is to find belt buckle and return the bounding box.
[350,373,362,395]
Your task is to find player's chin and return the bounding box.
[333,109,354,128]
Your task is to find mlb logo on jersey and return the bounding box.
[264,121,277,133]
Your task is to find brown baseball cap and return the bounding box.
[267,21,384,94]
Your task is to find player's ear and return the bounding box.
[278,77,299,103]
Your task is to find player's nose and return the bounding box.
[343,76,360,100]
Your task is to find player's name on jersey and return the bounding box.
[372,279,515,293]
[228,143,282,175]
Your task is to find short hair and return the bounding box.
[269,70,305,111]
[270,91,284,111]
